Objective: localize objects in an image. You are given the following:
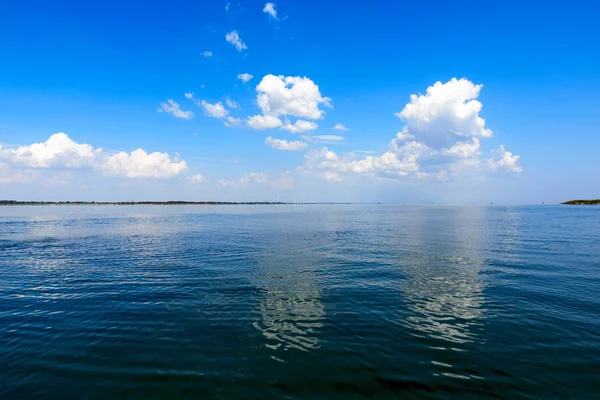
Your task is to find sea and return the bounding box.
[1,205,599,399]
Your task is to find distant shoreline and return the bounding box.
[0,201,356,206]
[562,200,600,205]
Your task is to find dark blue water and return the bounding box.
[1,205,599,399]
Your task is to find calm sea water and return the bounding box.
[1,205,599,399]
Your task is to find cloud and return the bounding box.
[0,132,99,168]
[202,51,212,58]
[158,100,194,119]
[394,78,492,148]
[225,30,248,51]
[283,120,318,133]
[224,116,243,128]
[99,149,188,178]
[442,138,480,159]
[200,100,228,118]
[187,174,206,183]
[302,147,419,180]
[265,137,308,151]
[247,115,283,130]
[313,135,345,141]
[255,74,331,119]
[237,73,253,83]
[333,123,349,131]
[225,97,240,109]
[489,145,522,172]
[1,133,191,180]
[298,78,522,182]
[263,3,278,19]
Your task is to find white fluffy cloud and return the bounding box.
[0,133,193,180]
[394,78,492,148]
[263,3,278,19]
[99,149,188,178]
[489,145,522,172]
[158,100,194,119]
[255,74,331,119]
[202,51,212,58]
[225,30,248,51]
[201,100,228,118]
[283,120,318,133]
[265,137,308,151]
[301,78,521,182]
[442,138,480,159]
[237,73,253,83]
[333,123,349,131]
[247,115,283,130]
[302,147,419,179]
[0,132,99,168]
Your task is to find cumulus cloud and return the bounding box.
[333,123,349,131]
[255,74,331,119]
[247,115,283,130]
[263,2,278,19]
[224,116,243,128]
[442,138,480,159]
[0,133,191,180]
[0,132,99,168]
[299,78,522,182]
[237,73,253,83]
[225,30,248,51]
[225,97,240,109]
[265,137,308,151]
[99,149,188,179]
[394,78,492,148]
[158,100,194,119]
[282,120,318,133]
[489,145,522,172]
[302,147,419,180]
[202,51,212,57]
[200,100,228,118]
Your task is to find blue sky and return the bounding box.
[1,0,599,203]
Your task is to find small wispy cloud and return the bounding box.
[237,73,253,83]
[225,97,240,109]
[354,150,375,154]
[224,116,243,128]
[263,3,278,19]
[202,50,212,58]
[158,100,194,119]
[187,174,206,183]
[225,30,248,51]
[201,101,228,119]
[333,123,349,131]
[313,135,345,141]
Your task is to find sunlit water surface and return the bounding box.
[1,205,599,399]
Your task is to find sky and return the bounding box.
[1,0,599,204]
